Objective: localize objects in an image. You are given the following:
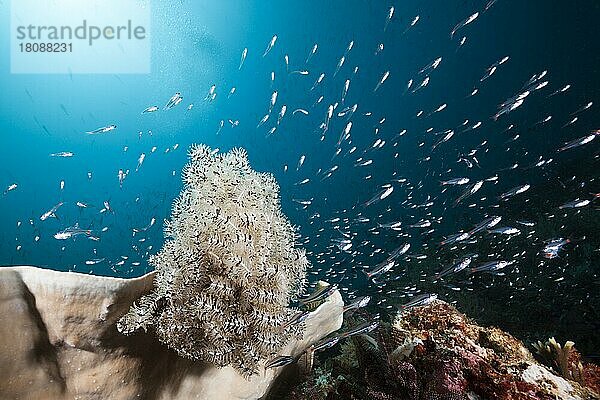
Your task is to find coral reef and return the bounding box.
[281,301,600,399]
[117,144,309,378]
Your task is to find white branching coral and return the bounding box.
[117,144,308,378]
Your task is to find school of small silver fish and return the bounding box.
[2,2,599,332]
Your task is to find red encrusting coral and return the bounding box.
[277,300,599,399]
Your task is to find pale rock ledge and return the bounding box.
[0,266,344,400]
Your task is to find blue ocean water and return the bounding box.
[1,1,599,353]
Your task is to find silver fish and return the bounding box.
[436,254,476,278]
[364,260,394,279]
[399,293,438,310]
[557,131,598,152]
[441,177,469,186]
[339,321,379,339]
[40,202,64,221]
[373,71,390,92]
[313,336,340,352]
[263,35,277,57]
[469,260,512,274]
[3,183,17,195]
[54,223,92,240]
[559,199,591,209]
[164,92,183,109]
[542,238,570,259]
[469,216,501,235]
[299,283,337,305]
[384,6,394,32]
[499,184,530,200]
[86,124,116,135]
[451,12,479,39]
[141,105,158,114]
[239,47,248,70]
[265,355,296,369]
[488,227,521,235]
[281,310,310,330]
[50,151,74,158]
[306,43,318,64]
[439,232,471,246]
[343,296,371,312]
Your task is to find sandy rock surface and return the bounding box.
[0,266,344,400]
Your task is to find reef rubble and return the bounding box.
[0,266,344,400]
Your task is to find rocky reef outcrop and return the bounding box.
[281,300,600,400]
[0,266,343,400]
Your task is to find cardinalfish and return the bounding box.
[50,151,74,158]
[454,180,483,206]
[263,35,277,57]
[280,310,310,331]
[306,43,318,64]
[364,259,394,279]
[133,217,156,235]
[141,105,158,114]
[435,254,477,279]
[117,169,128,188]
[3,183,17,196]
[298,282,337,307]
[542,238,570,259]
[266,337,338,372]
[399,293,438,310]
[342,296,371,313]
[338,321,379,339]
[164,92,183,109]
[373,71,390,92]
[450,12,479,39]
[265,354,299,369]
[439,232,471,246]
[54,223,92,240]
[86,124,116,135]
[239,47,247,70]
[469,260,514,274]
[499,184,530,200]
[205,85,217,102]
[468,216,502,236]
[384,6,394,32]
[559,199,591,209]
[40,202,64,221]
[556,130,599,152]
